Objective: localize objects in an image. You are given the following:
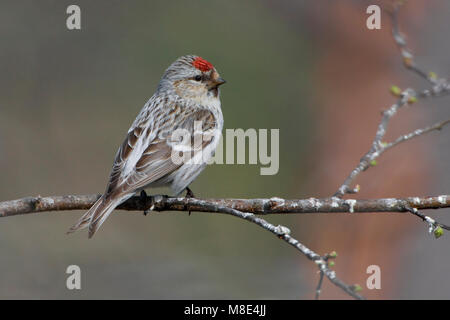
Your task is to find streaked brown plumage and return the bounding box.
[68,55,225,238]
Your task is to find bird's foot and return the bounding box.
[185,187,195,216]
[185,187,195,198]
[141,190,150,216]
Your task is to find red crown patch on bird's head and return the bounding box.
[192,57,214,72]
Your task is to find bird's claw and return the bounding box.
[185,187,195,216]
[140,190,149,216]
[185,187,195,198]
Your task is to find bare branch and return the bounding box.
[1,194,450,218]
[315,271,325,300]
[315,251,339,300]
[3,191,449,299]
[0,193,368,299]
[196,201,365,300]
[390,3,450,97]
[334,89,418,197]
[334,3,450,198]
[391,4,437,84]
[334,112,450,198]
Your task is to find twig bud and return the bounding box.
[390,85,402,96]
[407,96,418,104]
[403,57,413,67]
[434,226,444,239]
[351,284,362,292]
[428,71,437,79]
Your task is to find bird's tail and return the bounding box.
[67,195,124,238]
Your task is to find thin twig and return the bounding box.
[391,4,437,84]
[390,2,450,98]
[334,116,450,196]
[334,90,415,197]
[192,200,365,300]
[334,3,450,198]
[315,271,325,300]
[384,119,450,150]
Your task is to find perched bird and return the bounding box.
[68,55,225,238]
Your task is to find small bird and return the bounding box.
[68,55,225,238]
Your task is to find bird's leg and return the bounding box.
[185,187,195,199]
[140,190,149,216]
[185,187,195,216]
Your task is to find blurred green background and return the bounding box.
[0,0,314,299]
[0,0,449,299]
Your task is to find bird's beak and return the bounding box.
[214,77,226,86]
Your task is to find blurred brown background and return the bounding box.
[0,0,449,299]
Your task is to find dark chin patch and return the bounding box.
[208,87,219,97]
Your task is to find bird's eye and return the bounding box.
[194,75,202,81]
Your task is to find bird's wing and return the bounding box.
[103,104,217,198]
